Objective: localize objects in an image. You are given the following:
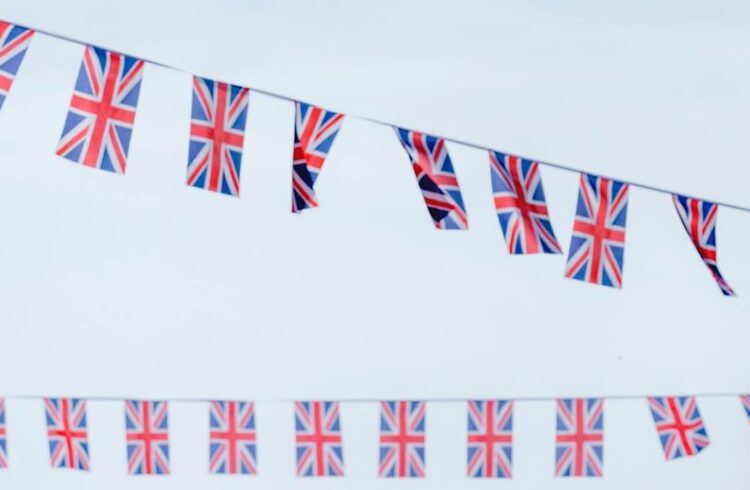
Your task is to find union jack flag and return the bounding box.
[44,398,90,471]
[125,400,170,475]
[0,22,33,111]
[187,76,249,196]
[0,398,6,469]
[565,174,629,288]
[648,396,710,460]
[56,46,144,174]
[673,195,735,296]
[294,401,344,477]
[209,401,257,474]
[292,102,344,213]
[489,151,561,254]
[379,401,426,478]
[555,398,603,477]
[395,128,468,230]
[467,400,513,478]
[741,395,750,422]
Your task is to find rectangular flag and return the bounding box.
[125,400,170,475]
[379,401,426,478]
[56,46,144,174]
[0,22,33,111]
[741,395,750,422]
[209,400,257,474]
[565,174,629,288]
[489,151,561,254]
[673,195,735,296]
[187,76,249,196]
[0,398,6,469]
[555,398,603,477]
[291,102,344,213]
[467,400,513,478]
[44,398,90,471]
[395,128,468,230]
[648,397,710,460]
[294,401,344,477]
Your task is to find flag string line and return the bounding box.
[11,18,750,214]
[2,392,744,403]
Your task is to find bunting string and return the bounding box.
[6,16,750,213]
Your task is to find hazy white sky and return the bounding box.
[0,1,748,488]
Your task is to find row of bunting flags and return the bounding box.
[0,396,748,477]
[0,21,742,295]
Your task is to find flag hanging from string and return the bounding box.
[379,400,426,478]
[467,400,513,478]
[44,398,90,471]
[565,175,629,288]
[209,400,257,475]
[648,396,710,460]
[294,401,345,477]
[489,151,561,254]
[125,400,170,475]
[0,398,7,469]
[186,77,249,196]
[672,195,735,296]
[555,398,603,477]
[291,103,344,213]
[395,128,468,230]
[0,22,33,111]
[55,46,144,174]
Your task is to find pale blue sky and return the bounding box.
[0,1,748,489]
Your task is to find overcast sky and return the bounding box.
[0,1,748,489]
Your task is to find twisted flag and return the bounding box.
[673,195,735,296]
[291,102,344,212]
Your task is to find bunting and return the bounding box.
[395,128,468,230]
[0,398,6,469]
[56,46,144,174]
[125,400,170,475]
[565,174,629,288]
[291,102,344,212]
[467,400,513,478]
[294,401,344,477]
[555,398,603,477]
[186,76,249,196]
[44,398,90,471]
[0,22,33,111]
[209,400,257,475]
[489,151,561,254]
[648,397,710,460]
[379,400,426,478]
[673,195,735,296]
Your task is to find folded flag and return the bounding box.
[187,76,249,196]
[0,22,33,111]
[209,401,257,475]
[379,400,426,478]
[489,151,561,254]
[648,396,709,460]
[292,102,344,213]
[0,398,6,469]
[125,400,170,475]
[741,395,750,422]
[467,400,513,478]
[56,46,144,174]
[565,174,629,288]
[555,398,603,477]
[44,398,90,471]
[395,128,468,230]
[672,195,735,296]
